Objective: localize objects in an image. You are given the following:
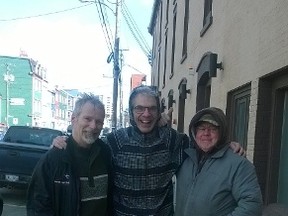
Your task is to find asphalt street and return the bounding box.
[1,187,27,216]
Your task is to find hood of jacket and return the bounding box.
[128,86,161,134]
[189,107,228,152]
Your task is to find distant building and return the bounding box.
[0,55,75,131]
[130,74,146,91]
[0,56,46,127]
[100,94,112,129]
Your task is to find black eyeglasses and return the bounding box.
[133,105,158,114]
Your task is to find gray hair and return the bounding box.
[72,93,105,117]
[128,85,160,126]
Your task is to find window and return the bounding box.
[181,0,189,62]
[196,78,211,112]
[165,0,170,26]
[170,5,177,78]
[227,84,251,150]
[162,29,168,89]
[200,0,213,37]
[156,49,161,88]
[177,80,188,133]
[158,2,163,45]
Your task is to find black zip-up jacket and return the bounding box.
[26,136,113,216]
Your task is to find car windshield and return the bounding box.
[3,127,63,147]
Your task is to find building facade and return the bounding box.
[149,0,288,205]
[0,56,75,131]
[0,56,41,127]
[130,74,147,90]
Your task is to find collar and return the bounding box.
[184,144,230,163]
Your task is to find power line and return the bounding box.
[122,2,151,53]
[1,1,152,65]
[106,0,117,4]
[122,11,149,56]
[121,2,151,58]
[93,1,114,53]
[0,3,94,22]
[100,0,115,46]
[0,1,151,58]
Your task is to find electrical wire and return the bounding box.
[123,14,149,56]
[121,11,149,56]
[106,0,117,4]
[0,3,94,22]
[0,2,114,54]
[121,2,151,57]
[0,1,151,63]
[99,0,115,44]
[122,2,151,53]
[94,0,114,53]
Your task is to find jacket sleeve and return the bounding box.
[229,159,263,216]
[26,153,55,216]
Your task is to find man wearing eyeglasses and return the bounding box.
[106,86,244,215]
[174,107,262,216]
[52,86,244,216]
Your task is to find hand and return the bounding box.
[51,136,68,149]
[229,141,246,157]
[158,107,173,127]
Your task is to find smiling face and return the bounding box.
[71,101,105,148]
[132,94,160,134]
[195,122,220,152]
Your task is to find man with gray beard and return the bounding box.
[27,93,113,216]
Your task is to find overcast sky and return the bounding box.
[0,0,153,107]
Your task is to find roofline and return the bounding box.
[148,0,161,35]
[0,55,30,61]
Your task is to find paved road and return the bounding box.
[1,187,27,216]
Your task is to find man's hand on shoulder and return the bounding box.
[158,107,173,127]
[229,141,246,157]
[50,136,68,149]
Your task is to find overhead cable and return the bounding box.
[122,2,151,53]
[94,0,114,53]
[121,2,151,57]
[99,0,115,45]
[0,3,93,22]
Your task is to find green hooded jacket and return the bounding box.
[174,107,263,216]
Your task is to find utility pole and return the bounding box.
[118,50,123,128]
[112,0,120,130]
[78,0,120,131]
[119,48,129,128]
[3,63,15,127]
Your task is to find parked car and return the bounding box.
[0,126,64,189]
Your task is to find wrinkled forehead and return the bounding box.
[132,93,158,107]
[78,103,105,118]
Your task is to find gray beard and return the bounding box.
[83,133,97,145]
